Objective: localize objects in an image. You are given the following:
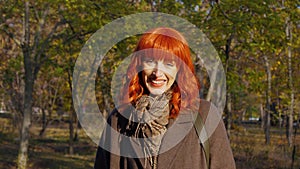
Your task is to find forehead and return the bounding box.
[141,49,179,62]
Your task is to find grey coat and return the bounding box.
[94,100,236,169]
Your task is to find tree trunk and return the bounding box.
[286,18,294,146]
[205,59,217,100]
[67,67,75,155]
[39,80,59,137]
[291,126,297,169]
[73,119,79,142]
[69,110,74,155]
[276,89,282,128]
[226,92,232,138]
[39,109,47,137]
[263,55,271,145]
[241,109,246,123]
[18,2,32,169]
[15,2,61,167]
[224,33,233,138]
[260,104,264,129]
[195,55,204,99]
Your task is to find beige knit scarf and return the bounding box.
[127,91,172,167]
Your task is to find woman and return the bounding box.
[94,27,236,169]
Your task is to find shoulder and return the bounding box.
[199,99,211,111]
[106,106,132,131]
[198,99,219,121]
[106,108,119,123]
[198,100,236,168]
[107,104,131,121]
[197,99,227,147]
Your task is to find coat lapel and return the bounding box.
[117,109,196,169]
[157,111,195,169]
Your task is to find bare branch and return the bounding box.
[247,55,264,65]
[1,28,22,47]
[215,3,234,23]
[34,18,66,69]
[32,4,50,57]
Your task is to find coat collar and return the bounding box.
[124,110,196,168]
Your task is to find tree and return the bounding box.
[1,1,67,168]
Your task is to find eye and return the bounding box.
[145,59,154,63]
[143,59,156,67]
[165,61,175,67]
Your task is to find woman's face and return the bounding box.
[142,57,178,95]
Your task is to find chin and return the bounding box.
[147,86,168,95]
[149,90,164,95]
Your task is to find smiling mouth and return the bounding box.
[149,79,167,87]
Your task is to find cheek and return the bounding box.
[143,69,152,76]
[166,70,178,86]
[169,69,178,79]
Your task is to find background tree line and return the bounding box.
[0,0,299,169]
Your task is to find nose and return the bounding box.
[152,69,163,77]
[152,62,164,77]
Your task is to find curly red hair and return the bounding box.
[121,27,200,118]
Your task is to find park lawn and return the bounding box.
[0,119,97,169]
[231,123,300,169]
[0,117,299,169]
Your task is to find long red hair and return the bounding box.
[121,27,199,118]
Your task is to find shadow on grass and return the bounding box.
[29,151,94,169]
[0,131,96,169]
[0,132,18,169]
[28,139,96,169]
[232,124,300,169]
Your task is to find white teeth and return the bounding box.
[152,80,165,84]
[152,80,162,84]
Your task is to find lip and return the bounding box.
[148,79,167,87]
